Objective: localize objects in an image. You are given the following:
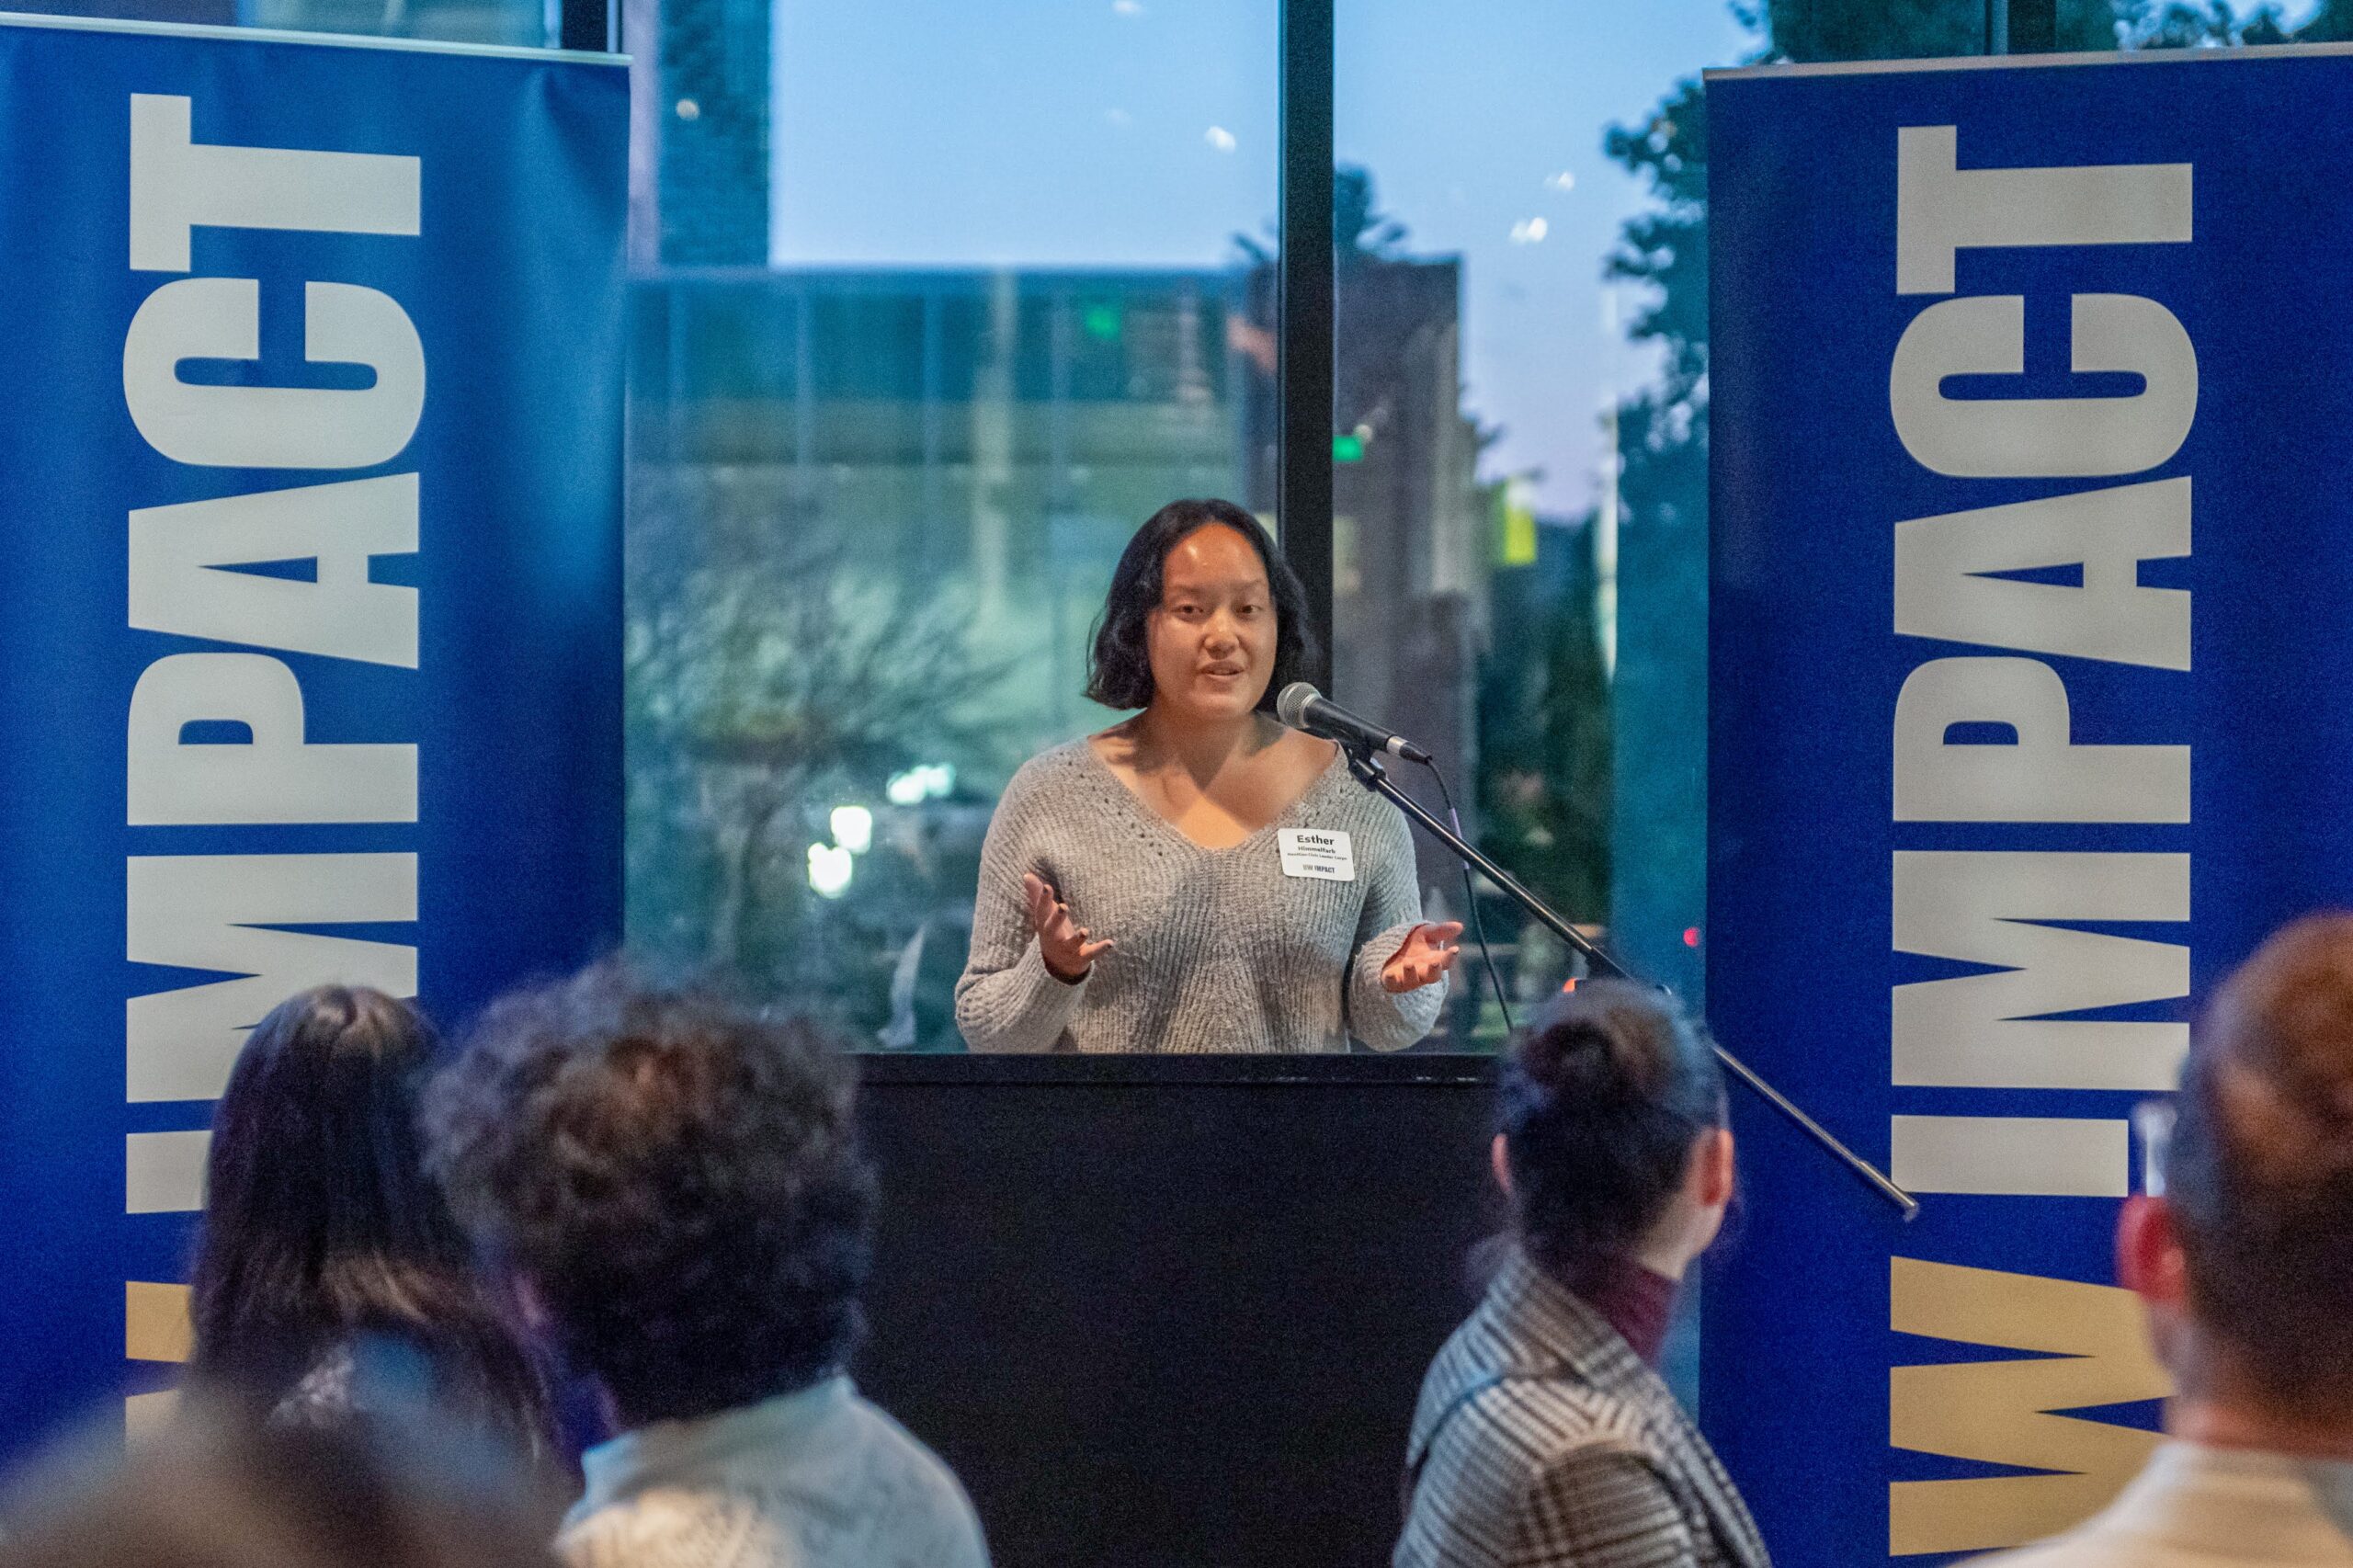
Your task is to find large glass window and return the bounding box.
[621,0,2343,1052]
[1325,0,2336,1050]
[625,0,1278,1049]
[1332,2,1755,1046]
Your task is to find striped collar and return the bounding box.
[1409,1245,1664,1477]
[1480,1244,1655,1389]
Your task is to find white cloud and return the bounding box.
[1544,170,1575,193]
[1509,216,1549,244]
[1205,125,1237,153]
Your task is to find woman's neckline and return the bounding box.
[1075,731,1346,856]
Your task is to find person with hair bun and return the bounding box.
[954,497,1458,1054]
[1396,980,1769,1568]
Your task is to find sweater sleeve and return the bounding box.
[953,764,1088,1053]
[1346,798,1446,1052]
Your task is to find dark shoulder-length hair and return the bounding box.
[1085,498,1315,712]
[1498,980,1727,1291]
[188,986,551,1454]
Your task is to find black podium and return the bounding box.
[853,1053,1500,1568]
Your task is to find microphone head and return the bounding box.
[1274,681,1321,729]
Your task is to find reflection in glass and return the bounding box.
[1333,4,1756,1046]
[627,269,1259,1047]
[24,0,548,41]
[246,0,546,42]
[623,0,1276,1049]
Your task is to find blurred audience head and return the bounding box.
[189,985,548,1452]
[0,1397,561,1568]
[1497,980,1733,1287]
[2127,912,2353,1434]
[424,961,874,1429]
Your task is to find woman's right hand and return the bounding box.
[1024,871,1115,983]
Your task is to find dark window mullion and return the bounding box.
[1988,0,2056,54]
[563,0,616,54]
[2007,0,2056,52]
[1277,0,1336,688]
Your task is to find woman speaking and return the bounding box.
[954,498,1460,1053]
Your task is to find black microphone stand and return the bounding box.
[1342,745,1919,1220]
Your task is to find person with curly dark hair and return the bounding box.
[1397,981,1768,1568]
[954,496,1458,1054]
[422,962,987,1568]
[188,985,551,1459]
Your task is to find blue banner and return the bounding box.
[0,17,625,1455]
[1703,45,2353,1564]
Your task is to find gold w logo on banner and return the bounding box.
[1889,1257,2170,1556]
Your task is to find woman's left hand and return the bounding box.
[1381,921,1463,994]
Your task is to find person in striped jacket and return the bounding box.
[1397,981,1768,1568]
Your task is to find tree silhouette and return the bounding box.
[1602,75,1711,1004]
[1742,0,2307,56]
[1232,163,1410,267]
[625,463,1002,1021]
[1479,518,1612,927]
[1336,165,1409,263]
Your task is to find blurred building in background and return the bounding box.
[625,266,1249,1042]
[1237,175,1491,918]
[624,245,1547,1045]
[243,0,542,41]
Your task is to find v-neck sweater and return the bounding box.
[953,739,1446,1052]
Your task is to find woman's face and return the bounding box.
[1145,523,1277,722]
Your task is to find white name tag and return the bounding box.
[1278,828,1356,882]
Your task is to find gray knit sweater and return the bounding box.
[953,739,1447,1053]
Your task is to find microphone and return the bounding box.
[1275,682,1433,765]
